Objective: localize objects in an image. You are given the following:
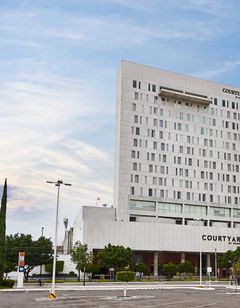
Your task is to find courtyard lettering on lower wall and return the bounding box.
[202,234,240,245]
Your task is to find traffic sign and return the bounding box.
[19,267,24,272]
[207,267,212,273]
[49,292,57,299]
[18,252,25,267]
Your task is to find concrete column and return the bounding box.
[153,252,158,276]
[207,253,211,268]
[181,253,185,263]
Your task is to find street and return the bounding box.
[1,286,240,307]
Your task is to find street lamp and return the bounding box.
[214,248,218,281]
[40,227,44,279]
[47,180,71,298]
[41,227,44,237]
[193,218,204,287]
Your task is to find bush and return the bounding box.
[0,279,15,288]
[134,262,148,275]
[178,261,194,276]
[163,263,177,280]
[69,271,77,277]
[45,260,64,273]
[116,271,135,282]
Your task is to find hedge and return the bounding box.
[116,271,135,282]
[45,260,64,273]
[0,279,15,288]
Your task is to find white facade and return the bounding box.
[75,206,240,254]
[114,60,240,226]
[74,61,240,274]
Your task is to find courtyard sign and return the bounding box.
[202,234,240,245]
[222,88,240,99]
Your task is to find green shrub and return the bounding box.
[178,261,194,275]
[45,260,64,273]
[69,271,77,277]
[0,279,15,288]
[116,271,135,282]
[163,263,177,280]
[134,262,148,275]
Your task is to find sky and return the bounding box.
[1,0,240,242]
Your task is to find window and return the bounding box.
[130,200,156,212]
[152,84,156,92]
[148,188,153,197]
[177,191,181,199]
[134,175,139,183]
[133,80,137,88]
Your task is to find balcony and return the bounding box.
[159,87,212,105]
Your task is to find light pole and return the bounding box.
[200,249,202,287]
[47,180,71,298]
[214,248,217,281]
[40,227,44,279]
[193,218,204,287]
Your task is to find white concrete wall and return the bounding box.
[82,216,240,253]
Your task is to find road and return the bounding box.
[1,284,240,307]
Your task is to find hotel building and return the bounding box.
[74,61,240,275]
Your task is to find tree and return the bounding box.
[97,244,132,278]
[178,261,194,278]
[134,262,148,279]
[219,247,240,278]
[6,234,53,281]
[163,263,177,280]
[70,241,93,285]
[0,178,7,284]
[4,261,15,279]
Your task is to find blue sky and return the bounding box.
[1,0,240,241]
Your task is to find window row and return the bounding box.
[129,187,240,205]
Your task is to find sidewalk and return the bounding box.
[0,281,228,292]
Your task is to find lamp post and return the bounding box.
[214,248,217,281]
[40,227,44,279]
[193,218,204,287]
[200,249,202,287]
[47,180,71,297]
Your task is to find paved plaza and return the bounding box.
[1,284,240,307]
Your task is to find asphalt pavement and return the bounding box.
[1,282,240,307]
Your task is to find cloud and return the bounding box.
[195,60,240,79]
[1,0,240,241]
